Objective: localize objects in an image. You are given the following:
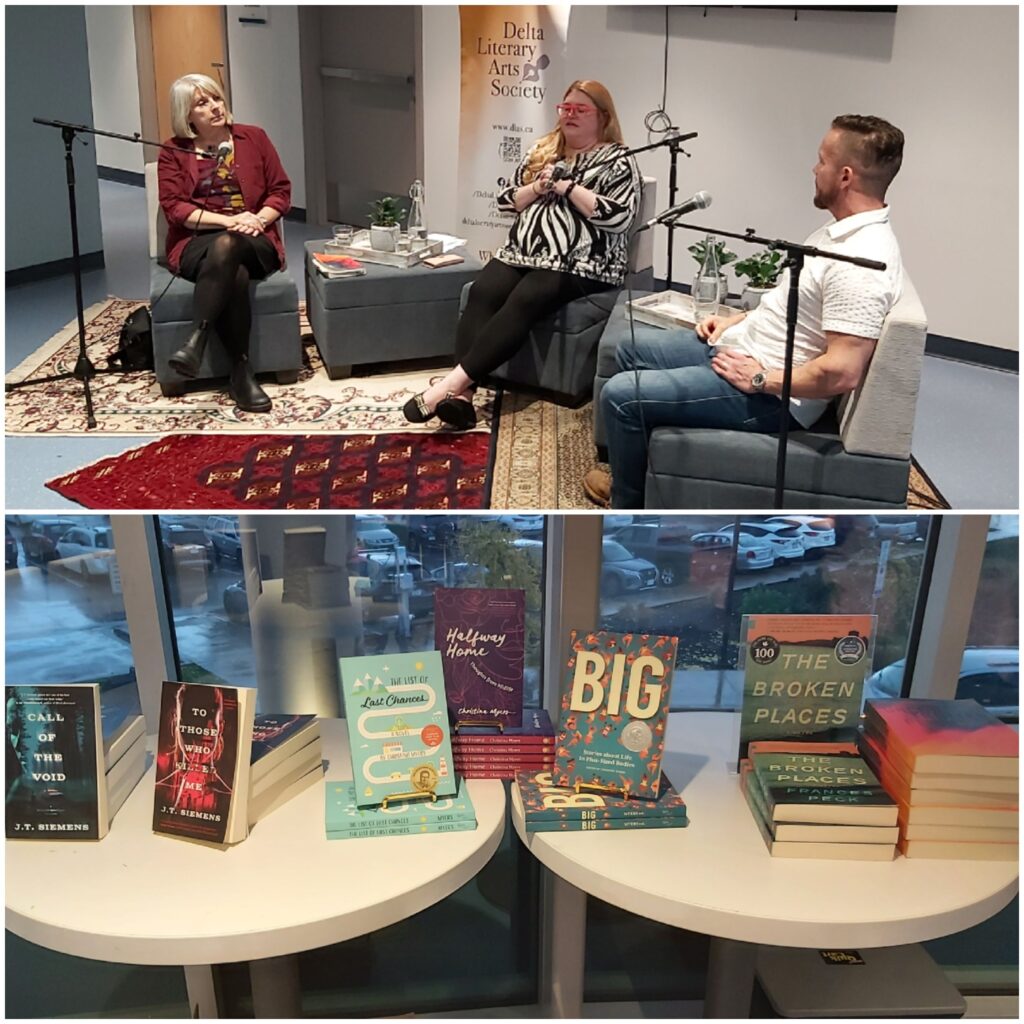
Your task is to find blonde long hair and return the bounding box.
[524,80,624,183]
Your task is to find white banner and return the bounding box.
[457,5,570,263]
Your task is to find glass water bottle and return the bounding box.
[692,234,721,324]
[407,179,426,241]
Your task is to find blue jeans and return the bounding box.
[601,329,796,508]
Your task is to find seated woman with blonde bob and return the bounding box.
[403,79,641,429]
[157,73,291,412]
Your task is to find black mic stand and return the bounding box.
[670,220,886,508]
[6,118,220,429]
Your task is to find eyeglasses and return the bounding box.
[556,103,596,117]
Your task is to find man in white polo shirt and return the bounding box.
[585,114,905,509]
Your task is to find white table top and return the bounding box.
[512,711,1018,948]
[6,719,505,966]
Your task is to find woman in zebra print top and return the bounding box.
[403,80,641,429]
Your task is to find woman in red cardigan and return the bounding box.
[157,73,291,412]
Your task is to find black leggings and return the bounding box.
[179,231,279,359]
[455,259,614,381]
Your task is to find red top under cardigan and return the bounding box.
[157,123,291,273]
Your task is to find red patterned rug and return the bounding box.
[46,432,493,509]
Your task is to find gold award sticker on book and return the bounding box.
[621,720,653,753]
[750,634,780,665]
[410,763,439,793]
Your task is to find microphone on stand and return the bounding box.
[635,190,712,232]
[216,140,232,163]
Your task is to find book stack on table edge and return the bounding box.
[249,713,324,828]
[740,741,899,860]
[453,708,555,780]
[861,698,1018,861]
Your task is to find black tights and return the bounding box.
[455,259,613,381]
[182,232,275,359]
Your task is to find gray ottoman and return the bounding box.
[150,261,302,398]
[304,242,482,379]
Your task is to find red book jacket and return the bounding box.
[157,122,291,273]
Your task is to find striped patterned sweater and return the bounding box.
[495,142,642,285]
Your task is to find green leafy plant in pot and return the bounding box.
[368,196,407,252]
[734,249,784,310]
[688,238,737,305]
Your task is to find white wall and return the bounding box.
[227,5,307,210]
[84,5,143,173]
[423,4,1018,351]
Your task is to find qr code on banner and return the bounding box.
[500,135,521,163]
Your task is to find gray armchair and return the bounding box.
[145,163,302,398]
[639,276,929,508]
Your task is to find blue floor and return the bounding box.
[5,180,1019,510]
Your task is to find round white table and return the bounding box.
[6,719,506,1017]
[511,711,1018,1018]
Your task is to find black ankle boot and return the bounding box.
[229,357,272,413]
[168,320,210,379]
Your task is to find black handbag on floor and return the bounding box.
[107,305,154,372]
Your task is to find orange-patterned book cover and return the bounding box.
[864,699,1019,777]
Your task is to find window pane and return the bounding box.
[597,514,931,710]
[5,514,141,726]
[157,514,546,710]
[964,515,1018,720]
[154,513,546,1015]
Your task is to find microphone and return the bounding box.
[216,141,232,163]
[550,160,573,182]
[636,190,712,232]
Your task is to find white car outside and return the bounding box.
[738,522,806,562]
[765,515,837,551]
[691,530,774,571]
[55,525,114,576]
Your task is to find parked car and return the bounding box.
[496,514,544,534]
[353,515,400,550]
[5,526,18,570]
[161,524,214,571]
[349,550,436,614]
[55,525,115,576]
[21,517,77,567]
[866,515,926,542]
[864,648,1019,721]
[737,521,806,563]
[691,529,774,572]
[764,515,837,554]
[608,523,691,587]
[601,539,658,596]
[205,516,242,565]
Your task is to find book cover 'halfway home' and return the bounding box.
[738,613,876,763]
[434,587,526,727]
[339,651,457,808]
[152,681,246,845]
[553,630,678,799]
[6,684,103,840]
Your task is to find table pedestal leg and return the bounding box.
[250,953,303,1017]
[184,964,218,1018]
[542,871,587,1018]
[704,937,757,1018]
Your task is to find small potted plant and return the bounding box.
[734,249,784,310]
[688,238,737,304]
[368,197,406,252]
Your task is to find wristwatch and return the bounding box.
[564,181,578,200]
[751,371,767,393]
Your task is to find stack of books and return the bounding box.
[311,251,366,278]
[740,742,899,860]
[103,707,148,824]
[453,708,555,780]
[324,779,477,840]
[861,698,1018,861]
[516,768,689,832]
[249,714,323,827]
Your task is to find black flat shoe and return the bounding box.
[402,392,437,423]
[436,394,477,430]
[229,357,272,413]
[168,320,209,379]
